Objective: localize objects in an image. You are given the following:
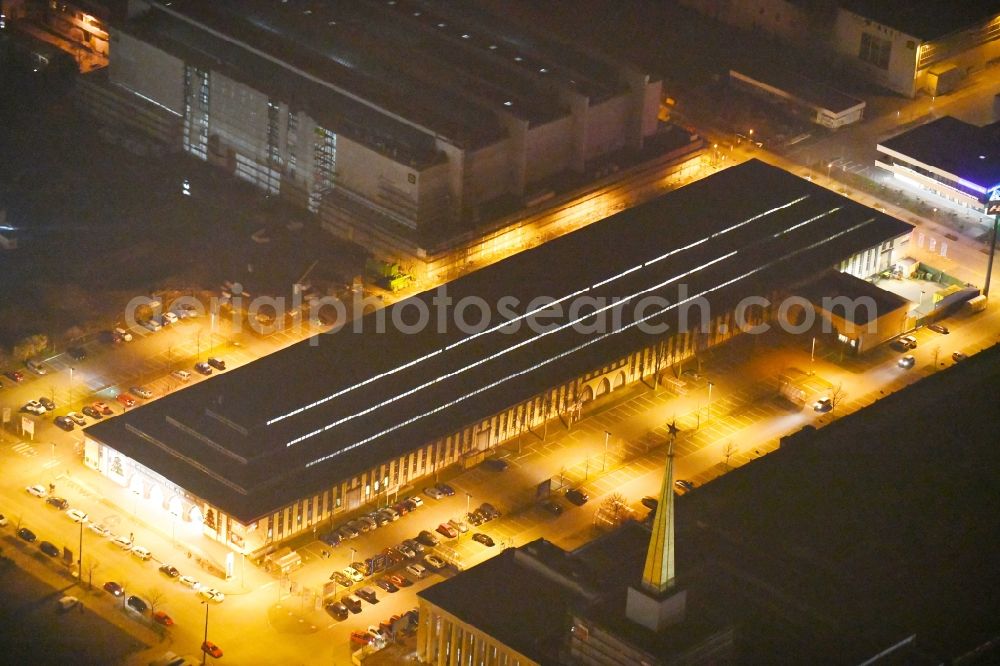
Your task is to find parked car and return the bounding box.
[416,530,439,547]
[330,571,351,587]
[142,319,162,332]
[25,358,48,375]
[0,514,7,527]
[159,564,180,578]
[112,534,133,550]
[436,523,458,539]
[46,496,70,510]
[565,488,590,506]
[374,578,398,593]
[479,502,501,519]
[87,522,111,537]
[341,595,363,614]
[675,480,696,493]
[402,538,425,554]
[482,458,510,472]
[405,563,428,579]
[4,370,25,382]
[17,527,37,542]
[424,554,447,570]
[928,323,949,334]
[325,601,349,621]
[39,541,60,557]
[103,581,123,597]
[467,510,485,526]
[131,546,152,561]
[952,351,968,362]
[424,486,446,500]
[178,575,201,589]
[126,595,148,613]
[130,386,153,399]
[812,396,832,412]
[114,326,133,342]
[57,596,80,612]
[65,508,88,523]
[448,518,468,534]
[199,588,225,603]
[388,574,412,588]
[541,500,564,515]
[171,370,191,382]
[372,512,390,527]
[162,312,179,325]
[436,483,456,496]
[392,501,410,516]
[396,542,417,559]
[356,586,379,604]
[26,484,47,498]
[350,631,372,647]
[900,335,918,349]
[93,401,113,415]
[23,400,46,415]
[194,362,213,376]
[66,411,87,426]
[343,567,363,583]
[81,405,102,420]
[319,531,342,547]
[38,396,55,411]
[472,533,495,547]
[898,355,916,369]
[116,393,136,408]
[207,357,226,371]
[201,641,223,659]
[404,495,423,508]
[54,416,75,431]
[67,346,87,361]
[153,610,174,626]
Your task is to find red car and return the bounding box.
[93,401,113,415]
[116,393,136,408]
[4,370,24,383]
[152,610,174,626]
[201,641,223,658]
[436,523,458,539]
[350,631,372,646]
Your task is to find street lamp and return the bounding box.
[603,431,610,471]
[201,601,210,666]
[707,382,714,421]
[465,492,472,517]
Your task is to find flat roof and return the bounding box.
[138,0,633,148]
[731,67,866,116]
[84,160,912,523]
[878,116,1000,193]
[839,0,1000,41]
[797,270,910,324]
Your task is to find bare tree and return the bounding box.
[145,587,167,616]
[829,382,847,412]
[597,493,630,528]
[83,557,100,590]
[723,442,737,471]
[933,345,941,369]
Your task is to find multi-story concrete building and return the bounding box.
[81,160,912,560]
[680,0,1000,97]
[73,0,703,276]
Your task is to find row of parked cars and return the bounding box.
[346,608,419,648]
[320,494,425,547]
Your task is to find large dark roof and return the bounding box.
[136,0,633,149]
[878,116,1000,194]
[839,0,1000,41]
[797,270,910,325]
[84,160,912,523]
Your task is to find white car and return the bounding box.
[343,567,364,583]
[65,508,88,523]
[405,495,423,508]
[23,400,46,416]
[162,312,179,325]
[87,522,111,537]
[142,319,162,332]
[178,575,201,589]
[171,370,191,382]
[26,485,47,498]
[0,514,8,527]
[423,486,446,500]
[405,563,427,579]
[25,359,48,375]
[114,326,133,342]
[424,554,447,570]
[131,546,152,561]
[199,587,225,602]
[112,535,133,551]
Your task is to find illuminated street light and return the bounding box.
[707,382,714,421]
[201,601,210,666]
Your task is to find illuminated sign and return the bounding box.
[987,188,1000,215]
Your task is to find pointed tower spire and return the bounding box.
[641,420,679,594]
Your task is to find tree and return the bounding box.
[722,442,737,471]
[145,587,166,616]
[83,557,100,590]
[829,382,847,412]
[597,493,630,529]
[933,345,942,369]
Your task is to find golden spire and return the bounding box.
[641,420,679,594]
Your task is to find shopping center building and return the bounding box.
[82,160,912,557]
